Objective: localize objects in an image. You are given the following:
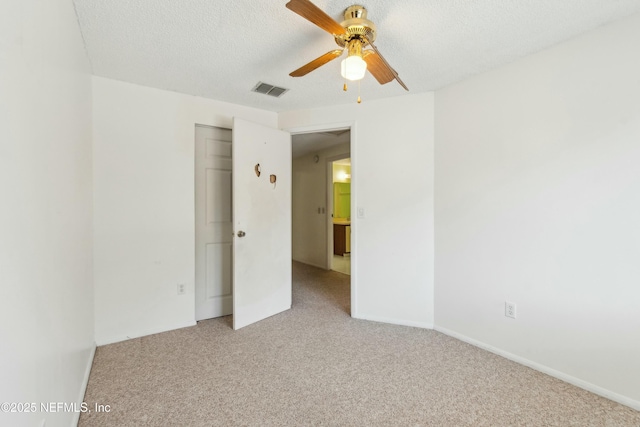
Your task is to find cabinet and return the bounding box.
[333,223,351,256]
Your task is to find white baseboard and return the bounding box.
[354,313,434,330]
[434,325,640,412]
[72,342,96,426]
[292,258,328,270]
[96,320,197,346]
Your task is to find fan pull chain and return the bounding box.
[357,80,361,104]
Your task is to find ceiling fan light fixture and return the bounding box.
[341,55,367,81]
[340,38,367,81]
[286,0,407,91]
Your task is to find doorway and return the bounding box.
[291,127,352,306]
[195,120,292,329]
[329,157,351,275]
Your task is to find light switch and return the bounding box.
[357,207,365,219]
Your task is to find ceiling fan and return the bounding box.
[286,0,408,91]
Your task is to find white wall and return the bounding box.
[292,142,350,268]
[0,1,94,426]
[92,77,278,345]
[435,12,640,408]
[281,93,435,327]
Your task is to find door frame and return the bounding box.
[285,121,358,318]
[326,153,351,268]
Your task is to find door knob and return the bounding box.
[237,230,246,237]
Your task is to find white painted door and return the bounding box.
[195,125,233,321]
[232,118,292,330]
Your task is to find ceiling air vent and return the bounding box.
[252,82,289,98]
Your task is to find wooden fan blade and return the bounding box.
[364,37,409,91]
[286,0,347,36]
[290,49,343,77]
[363,51,395,85]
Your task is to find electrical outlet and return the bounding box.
[177,283,186,295]
[505,301,516,319]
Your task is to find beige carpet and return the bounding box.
[80,262,640,426]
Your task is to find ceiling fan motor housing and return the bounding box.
[334,5,377,47]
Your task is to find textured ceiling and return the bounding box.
[73,0,640,112]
